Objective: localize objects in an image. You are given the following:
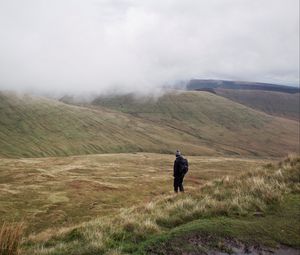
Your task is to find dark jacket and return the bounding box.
[173,156,185,177]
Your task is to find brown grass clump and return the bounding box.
[0,222,24,255]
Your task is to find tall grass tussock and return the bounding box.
[0,222,23,255]
[24,155,300,254]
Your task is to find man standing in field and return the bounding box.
[173,150,189,193]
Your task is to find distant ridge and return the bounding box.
[187,79,300,94]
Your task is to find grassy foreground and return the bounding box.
[141,195,300,254]
[0,154,266,233]
[19,155,299,254]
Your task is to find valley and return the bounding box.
[0,87,299,254]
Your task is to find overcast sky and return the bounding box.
[0,0,299,94]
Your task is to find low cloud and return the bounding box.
[0,0,299,95]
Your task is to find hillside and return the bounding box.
[92,91,299,157]
[0,92,214,158]
[215,88,300,121]
[0,91,299,158]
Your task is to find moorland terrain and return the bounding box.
[0,81,299,254]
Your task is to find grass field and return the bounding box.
[1,154,295,255]
[0,153,269,234]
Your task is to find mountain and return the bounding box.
[187,79,300,94]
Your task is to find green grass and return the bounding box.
[138,195,300,254]
[18,155,300,255]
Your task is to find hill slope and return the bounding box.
[0,91,298,158]
[92,91,299,157]
[215,88,300,121]
[0,92,215,158]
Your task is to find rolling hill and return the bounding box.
[0,90,298,158]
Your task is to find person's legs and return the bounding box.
[174,177,179,193]
[179,176,184,192]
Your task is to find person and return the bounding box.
[173,150,189,193]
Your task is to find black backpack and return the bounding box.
[180,158,189,175]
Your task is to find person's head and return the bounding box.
[175,150,181,157]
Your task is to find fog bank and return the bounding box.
[0,0,299,95]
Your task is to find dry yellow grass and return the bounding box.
[23,155,300,255]
[0,153,268,234]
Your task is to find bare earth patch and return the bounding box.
[147,234,300,255]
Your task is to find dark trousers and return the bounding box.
[174,175,184,192]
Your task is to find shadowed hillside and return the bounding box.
[215,88,300,121]
[187,79,300,93]
[92,91,299,157]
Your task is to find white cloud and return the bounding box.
[0,0,299,94]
